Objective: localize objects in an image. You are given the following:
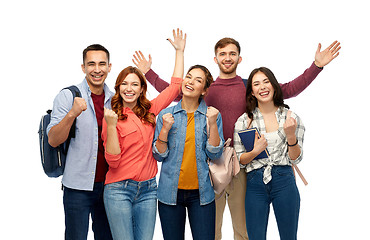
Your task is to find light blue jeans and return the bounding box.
[103,177,157,240]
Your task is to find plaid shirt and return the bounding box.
[233,107,305,184]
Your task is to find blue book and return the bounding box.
[238,128,269,160]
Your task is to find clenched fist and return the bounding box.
[70,97,87,118]
[206,106,219,125]
[283,111,297,141]
[162,113,175,132]
[104,108,118,127]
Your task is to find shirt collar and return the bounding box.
[82,78,114,104]
[173,98,208,115]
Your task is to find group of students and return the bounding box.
[47,28,340,240]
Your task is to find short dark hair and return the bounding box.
[214,37,241,55]
[82,44,110,64]
[245,67,289,120]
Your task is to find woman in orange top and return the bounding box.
[152,64,224,239]
[101,29,186,240]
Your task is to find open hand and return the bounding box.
[132,50,152,74]
[167,28,187,52]
[314,40,341,67]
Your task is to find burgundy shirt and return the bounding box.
[145,62,322,145]
[91,92,109,182]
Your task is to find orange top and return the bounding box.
[102,77,182,184]
[178,113,199,189]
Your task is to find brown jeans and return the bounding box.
[215,170,248,240]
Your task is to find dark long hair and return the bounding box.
[245,67,289,122]
[111,66,155,126]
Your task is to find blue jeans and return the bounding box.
[103,178,157,240]
[245,166,300,240]
[63,182,113,240]
[158,189,215,240]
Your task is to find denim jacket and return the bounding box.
[153,99,224,205]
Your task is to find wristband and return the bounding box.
[287,139,298,147]
[157,138,168,144]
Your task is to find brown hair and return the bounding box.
[186,65,214,98]
[214,37,241,55]
[111,66,155,126]
[245,67,289,121]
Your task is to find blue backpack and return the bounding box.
[38,86,81,178]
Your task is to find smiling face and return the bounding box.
[182,68,207,99]
[119,73,143,109]
[214,43,242,77]
[251,71,275,104]
[81,50,111,92]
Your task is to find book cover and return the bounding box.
[238,128,269,160]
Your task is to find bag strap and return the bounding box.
[61,85,81,154]
[64,85,81,138]
[285,110,308,186]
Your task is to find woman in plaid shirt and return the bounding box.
[233,67,305,240]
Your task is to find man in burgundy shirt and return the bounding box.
[133,38,340,240]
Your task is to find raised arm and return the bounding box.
[150,29,186,114]
[168,28,186,79]
[132,51,168,92]
[280,40,341,99]
[132,29,187,102]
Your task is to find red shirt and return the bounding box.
[91,92,109,182]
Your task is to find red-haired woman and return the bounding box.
[101,29,186,240]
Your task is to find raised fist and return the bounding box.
[104,108,118,127]
[70,97,87,118]
[162,113,175,132]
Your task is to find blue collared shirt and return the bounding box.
[153,99,224,205]
[47,79,114,191]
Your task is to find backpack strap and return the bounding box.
[61,85,81,154]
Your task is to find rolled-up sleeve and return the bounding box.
[233,114,248,168]
[152,111,169,162]
[287,113,305,165]
[47,89,74,135]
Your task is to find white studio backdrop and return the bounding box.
[1,0,369,239]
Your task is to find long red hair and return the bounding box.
[111,66,155,126]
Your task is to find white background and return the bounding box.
[1,0,369,239]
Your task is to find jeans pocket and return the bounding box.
[151,180,157,189]
[275,166,294,177]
